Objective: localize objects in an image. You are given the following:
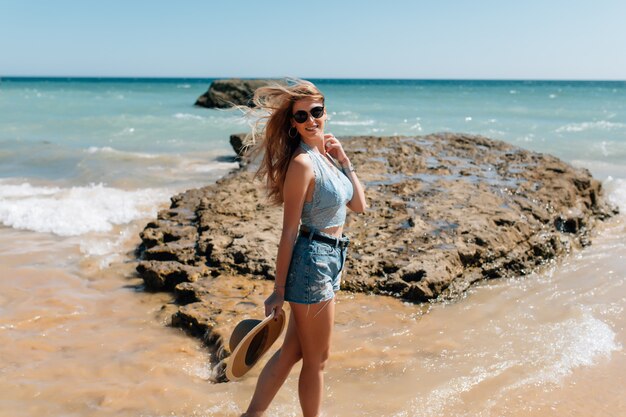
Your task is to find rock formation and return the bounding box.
[194,79,273,108]
[135,133,616,381]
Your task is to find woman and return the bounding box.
[242,79,366,417]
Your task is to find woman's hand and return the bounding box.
[264,288,285,319]
[324,134,349,165]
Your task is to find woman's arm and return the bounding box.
[264,153,313,317]
[324,134,367,213]
[342,167,367,213]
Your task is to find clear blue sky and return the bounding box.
[1,0,624,79]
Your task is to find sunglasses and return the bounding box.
[292,106,325,124]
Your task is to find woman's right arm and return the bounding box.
[264,154,313,317]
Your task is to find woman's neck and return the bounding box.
[301,136,325,155]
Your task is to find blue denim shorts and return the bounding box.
[284,232,349,305]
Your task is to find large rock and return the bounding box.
[135,133,617,381]
[194,79,273,109]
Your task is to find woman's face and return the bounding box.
[291,98,326,141]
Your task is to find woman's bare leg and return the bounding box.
[290,299,335,417]
[244,311,302,416]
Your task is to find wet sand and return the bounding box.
[1,211,623,416]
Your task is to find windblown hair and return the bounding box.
[247,79,325,205]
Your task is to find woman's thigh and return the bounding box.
[279,309,302,362]
[289,299,335,361]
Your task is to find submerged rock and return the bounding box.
[135,133,617,381]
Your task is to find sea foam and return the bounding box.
[403,313,620,417]
[510,312,620,389]
[330,119,375,126]
[604,176,626,211]
[84,146,159,159]
[173,112,204,121]
[0,182,169,236]
[555,121,626,133]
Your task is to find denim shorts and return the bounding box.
[284,233,349,305]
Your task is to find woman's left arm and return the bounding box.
[324,134,367,213]
[343,167,367,213]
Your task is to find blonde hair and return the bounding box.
[247,79,325,205]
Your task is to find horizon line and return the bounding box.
[1,75,625,83]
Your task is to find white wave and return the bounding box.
[84,146,159,159]
[571,160,626,180]
[79,228,135,268]
[330,119,375,126]
[85,146,116,154]
[402,311,620,416]
[176,84,191,89]
[112,127,135,136]
[173,112,204,121]
[555,121,626,133]
[604,176,626,211]
[78,228,133,257]
[407,363,513,417]
[0,182,169,236]
[184,161,239,173]
[0,182,60,198]
[510,313,620,390]
[598,141,610,157]
[409,122,423,131]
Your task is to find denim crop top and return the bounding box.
[300,141,354,230]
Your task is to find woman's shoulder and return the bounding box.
[290,148,313,166]
[288,148,314,176]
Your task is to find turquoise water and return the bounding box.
[2,78,626,173]
[1,78,625,237]
[322,80,626,172]
[1,79,625,416]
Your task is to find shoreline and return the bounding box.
[134,132,617,382]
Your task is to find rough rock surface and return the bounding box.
[135,133,617,381]
[194,79,273,108]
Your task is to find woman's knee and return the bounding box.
[302,348,330,370]
[279,345,302,366]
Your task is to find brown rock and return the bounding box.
[136,260,205,291]
[194,79,274,109]
[135,132,618,381]
[140,221,198,249]
[143,240,198,265]
[229,133,249,158]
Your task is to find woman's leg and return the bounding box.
[290,298,335,417]
[244,311,302,416]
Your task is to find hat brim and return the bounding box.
[226,309,286,381]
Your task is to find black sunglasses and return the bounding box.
[292,106,325,124]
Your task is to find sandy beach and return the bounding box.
[1,213,623,416]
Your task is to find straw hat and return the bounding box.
[226,309,286,381]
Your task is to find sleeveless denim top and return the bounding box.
[300,141,354,230]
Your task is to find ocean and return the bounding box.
[0,78,624,416]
